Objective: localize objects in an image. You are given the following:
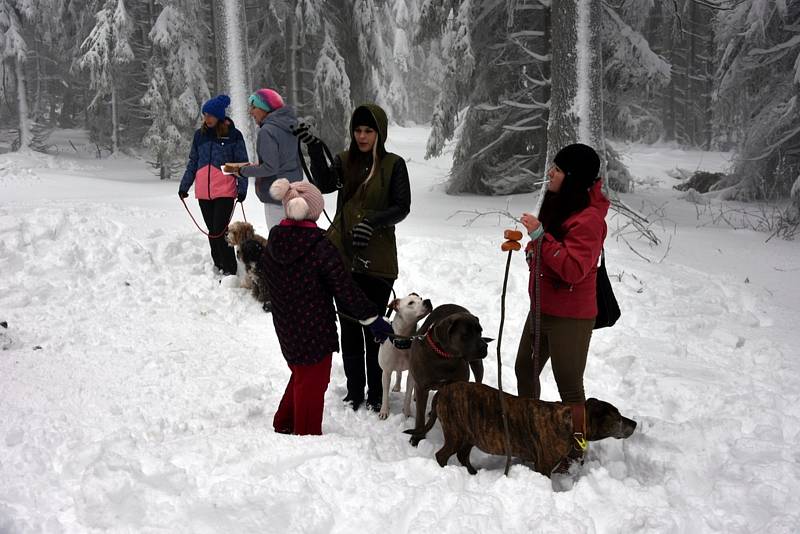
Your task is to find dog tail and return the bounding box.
[421,391,439,435]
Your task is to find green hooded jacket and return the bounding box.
[319,103,410,280]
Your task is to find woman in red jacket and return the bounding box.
[516,143,609,476]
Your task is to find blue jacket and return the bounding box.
[239,106,303,204]
[179,118,249,200]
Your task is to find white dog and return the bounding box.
[378,294,433,420]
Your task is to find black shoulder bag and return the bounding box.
[594,249,621,329]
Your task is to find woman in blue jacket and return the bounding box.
[179,94,249,276]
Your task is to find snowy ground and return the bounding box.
[2,127,799,533]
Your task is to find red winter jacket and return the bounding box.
[526,180,610,319]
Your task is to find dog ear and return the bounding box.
[388,299,400,311]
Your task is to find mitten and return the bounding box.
[237,192,246,203]
[178,190,189,199]
[367,316,394,344]
[352,220,374,249]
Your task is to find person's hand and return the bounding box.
[368,316,394,344]
[291,122,320,146]
[179,190,189,199]
[352,220,374,248]
[520,212,540,233]
[237,192,246,203]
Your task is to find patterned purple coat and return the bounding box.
[263,220,379,365]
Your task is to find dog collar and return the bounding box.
[425,329,456,359]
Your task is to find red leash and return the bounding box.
[180,197,247,238]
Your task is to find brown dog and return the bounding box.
[405,304,488,446]
[226,221,269,303]
[425,382,637,477]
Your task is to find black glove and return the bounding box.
[237,192,246,203]
[352,220,374,249]
[292,122,320,146]
[178,190,189,199]
[368,316,394,344]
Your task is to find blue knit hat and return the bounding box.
[202,94,231,120]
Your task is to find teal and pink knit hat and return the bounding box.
[248,88,284,113]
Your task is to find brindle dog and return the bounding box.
[425,382,637,476]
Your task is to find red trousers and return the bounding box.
[273,354,332,436]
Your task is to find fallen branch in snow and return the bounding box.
[448,208,522,227]
[693,200,799,241]
[609,198,662,246]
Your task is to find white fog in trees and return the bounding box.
[0,0,796,216]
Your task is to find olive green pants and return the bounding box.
[514,311,594,404]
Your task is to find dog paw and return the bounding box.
[378,410,389,420]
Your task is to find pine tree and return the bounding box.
[714,0,800,203]
[142,0,210,179]
[0,0,32,150]
[312,24,352,149]
[78,0,135,153]
[602,2,671,143]
[419,0,553,196]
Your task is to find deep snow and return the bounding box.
[1,127,800,533]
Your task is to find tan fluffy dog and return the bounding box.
[225,221,268,297]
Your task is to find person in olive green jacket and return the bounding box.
[303,103,411,412]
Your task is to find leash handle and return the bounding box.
[180,197,245,238]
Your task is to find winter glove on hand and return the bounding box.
[237,192,246,203]
[292,123,320,146]
[352,220,374,249]
[178,190,189,199]
[367,316,394,344]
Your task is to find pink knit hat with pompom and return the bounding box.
[269,179,324,221]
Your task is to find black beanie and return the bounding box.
[352,106,379,131]
[553,143,601,187]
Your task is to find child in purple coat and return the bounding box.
[260,178,392,435]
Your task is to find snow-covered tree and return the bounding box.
[419,0,552,195]
[602,2,671,143]
[0,0,31,150]
[312,24,352,149]
[546,0,603,165]
[212,0,254,158]
[78,0,135,153]
[714,0,800,204]
[142,0,211,179]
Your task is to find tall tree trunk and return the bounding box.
[543,0,603,209]
[14,56,31,151]
[213,0,255,160]
[111,83,119,153]
[287,12,301,114]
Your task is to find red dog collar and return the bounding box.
[425,329,455,359]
